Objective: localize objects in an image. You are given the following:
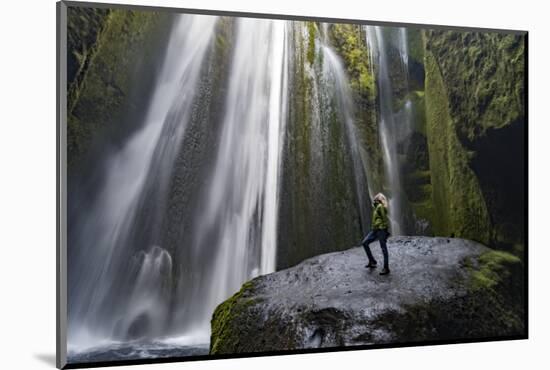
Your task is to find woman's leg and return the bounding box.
[361,231,377,264]
[379,230,389,270]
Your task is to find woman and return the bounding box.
[361,193,390,275]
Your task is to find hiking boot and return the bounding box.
[379,268,390,275]
[365,262,378,268]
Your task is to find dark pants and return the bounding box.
[361,229,389,269]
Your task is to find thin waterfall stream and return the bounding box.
[320,43,372,232]
[365,26,414,235]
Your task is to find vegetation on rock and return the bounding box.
[424,44,491,243]
[67,8,173,169]
[67,7,111,89]
[210,280,260,354]
[328,24,384,197]
[277,22,366,269]
[329,24,376,98]
[423,30,525,250]
[424,30,524,144]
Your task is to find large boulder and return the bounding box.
[210,236,524,354]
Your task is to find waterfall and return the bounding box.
[67,14,218,351]
[320,44,372,232]
[170,18,289,340]
[68,15,417,359]
[262,21,289,273]
[398,27,409,70]
[365,26,413,235]
[276,22,372,258]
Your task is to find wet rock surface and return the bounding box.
[210,236,524,354]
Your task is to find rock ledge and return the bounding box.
[210,236,524,354]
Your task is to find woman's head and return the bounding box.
[373,193,388,208]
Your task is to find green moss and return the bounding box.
[424,46,451,235]
[210,280,259,354]
[329,24,376,101]
[422,30,526,248]
[307,22,316,65]
[67,9,173,168]
[424,30,525,144]
[407,29,425,66]
[410,90,427,135]
[470,250,521,291]
[328,24,382,194]
[424,34,492,243]
[358,68,376,92]
[67,7,111,87]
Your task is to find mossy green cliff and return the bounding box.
[424,44,492,243]
[422,30,525,250]
[329,24,384,193]
[277,22,367,269]
[67,8,173,170]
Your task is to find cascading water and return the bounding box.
[365,26,414,235]
[170,18,289,339]
[67,15,413,362]
[67,14,218,352]
[69,15,291,355]
[275,22,373,262]
[320,44,372,231]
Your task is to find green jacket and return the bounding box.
[371,202,389,230]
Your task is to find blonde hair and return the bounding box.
[373,193,388,208]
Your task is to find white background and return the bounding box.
[0,0,547,368]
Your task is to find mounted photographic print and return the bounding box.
[56,1,528,368]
